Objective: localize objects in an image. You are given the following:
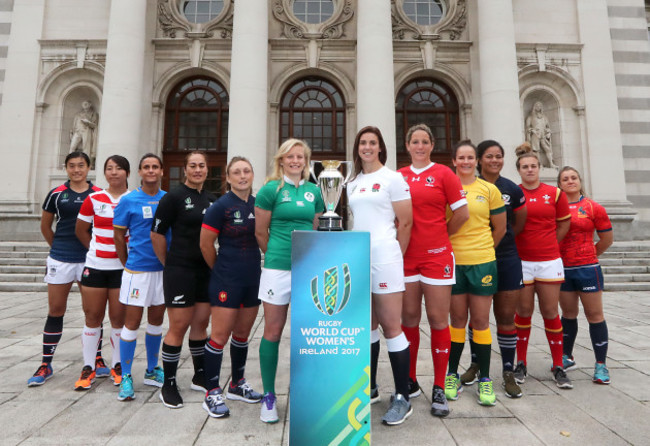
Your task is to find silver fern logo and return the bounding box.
[310,264,351,316]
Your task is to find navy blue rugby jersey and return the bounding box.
[482,175,526,258]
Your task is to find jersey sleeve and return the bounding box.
[151,192,176,234]
[255,182,277,211]
[388,171,411,202]
[202,200,225,234]
[112,197,130,229]
[77,194,95,223]
[592,200,613,233]
[443,170,467,211]
[488,182,506,214]
[511,183,526,212]
[42,185,64,214]
[555,189,571,221]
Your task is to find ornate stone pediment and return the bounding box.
[272,0,354,39]
[391,0,467,41]
[157,0,234,39]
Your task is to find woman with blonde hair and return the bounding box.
[254,139,324,423]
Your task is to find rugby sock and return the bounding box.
[96,326,103,358]
[82,325,100,369]
[230,335,249,384]
[110,327,122,368]
[401,324,420,381]
[370,329,380,390]
[259,337,279,394]
[448,326,466,375]
[42,315,63,364]
[204,339,224,390]
[473,328,492,379]
[430,326,451,388]
[589,321,609,364]
[561,317,578,357]
[497,329,517,372]
[161,343,182,388]
[189,338,207,376]
[544,316,564,369]
[145,324,163,372]
[467,324,478,364]
[514,313,532,365]
[120,327,138,376]
[386,333,410,401]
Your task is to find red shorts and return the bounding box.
[404,251,456,285]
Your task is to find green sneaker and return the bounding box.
[444,373,463,401]
[477,378,496,406]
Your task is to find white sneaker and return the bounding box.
[260,392,279,423]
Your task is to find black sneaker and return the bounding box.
[370,386,380,404]
[513,361,527,384]
[191,372,207,392]
[553,366,573,389]
[430,385,449,418]
[408,378,421,398]
[159,384,184,409]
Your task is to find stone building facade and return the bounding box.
[0,0,648,239]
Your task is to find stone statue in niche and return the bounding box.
[69,100,99,165]
[525,101,557,168]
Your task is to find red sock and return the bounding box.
[402,325,420,381]
[544,316,564,368]
[515,313,532,365]
[430,326,451,389]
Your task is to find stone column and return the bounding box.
[476,0,522,180]
[94,0,148,186]
[356,0,397,168]
[227,0,268,192]
[576,0,631,212]
[0,0,46,213]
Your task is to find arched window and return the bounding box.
[280,77,346,157]
[402,0,446,26]
[163,76,229,195]
[395,78,460,167]
[292,0,335,24]
[182,0,224,23]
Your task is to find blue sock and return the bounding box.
[589,321,608,363]
[145,333,162,371]
[561,317,578,357]
[120,339,137,376]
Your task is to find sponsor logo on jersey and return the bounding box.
[185,197,194,210]
[219,291,228,302]
[481,275,493,286]
[359,188,366,193]
[583,286,596,291]
[529,198,537,202]
[310,263,352,316]
[411,176,420,182]
[267,289,274,298]
[502,193,511,205]
[248,212,255,219]
[372,183,381,192]
[378,282,387,289]
[48,266,57,276]
[304,191,315,202]
[296,201,305,207]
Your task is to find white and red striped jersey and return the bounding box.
[78,189,130,270]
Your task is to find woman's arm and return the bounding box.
[150,232,168,266]
[447,204,469,236]
[595,230,614,257]
[255,208,272,253]
[75,219,92,249]
[512,207,527,236]
[200,227,218,269]
[556,219,570,242]
[114,227,129,267]
[392,199,413,255]
[490,212,507,248]
[312,212,323,230]
[40,211,55,247]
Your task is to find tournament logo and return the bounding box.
[234,210,243,224]
[304,192,315,202]
[481,275,493,286]
[310,264,351,316]
[219,291,228,302]
[185,197,194,210]
[282,190,291,202]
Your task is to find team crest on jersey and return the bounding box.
[372,183,381,192]
[502,194,511,205]
[219,291,227,302]
[304,192,315,202]
[130,288,140,299]
[578,206,588,218]
[185,197,194,210]
[282,190,291,202]
[426,176,435,184]
[481,275,493,286]
[543,194,551,204]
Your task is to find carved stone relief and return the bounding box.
[391,0,466,41]
[523,93,562,169]
[272,0,354,39]
[157,0,234,39]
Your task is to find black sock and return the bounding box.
[96,326,103,358]
[204,339,224,390]
[497,330,517,372]
[370,340,380,389]
[230,336,249,385]
[388,346,410,401]
[474,342,492,379]
[189,338,207,376]
[161,343,182,388]
[42,315,64,364]
[562,317,578,357]
[589,321,609,363]
[468,325,477,363]
[448,341,465,375]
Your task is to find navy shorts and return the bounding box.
[163,265,210,307]
[496,254,524,292]
[210,283,261,309]
[80,267,123,289]
[561,264,604,293]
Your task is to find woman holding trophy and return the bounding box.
[254,139,324,424]
[347,126,413,426]
[398,124,469,417]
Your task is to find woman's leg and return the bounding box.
[423,284,452,390]
[559,290,580,360]
[515,285,536,367]
[493,289,519,373]
[401,281,422,386]
[260,302,288,395]
[536,283,563,369]
[374,292,410,400]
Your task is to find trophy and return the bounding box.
[310,160,353,231]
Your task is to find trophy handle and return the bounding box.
[342,161,354,185]
[309,160,321,183]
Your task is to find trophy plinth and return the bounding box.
[310,160,353,232]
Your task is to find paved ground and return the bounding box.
[0,289,648,445]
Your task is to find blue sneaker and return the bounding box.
[593,362,610,385]
[227,378,262,403]
[143,366,164,388]
[562,355,577,372]
[95,357,110,378]
[203,388,230,418]
[117,374,135,401]
[27,363,53,387]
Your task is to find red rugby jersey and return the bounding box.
[560,197,612,267]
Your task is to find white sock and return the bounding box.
[82,325,101,369]
[110,327,122,368]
